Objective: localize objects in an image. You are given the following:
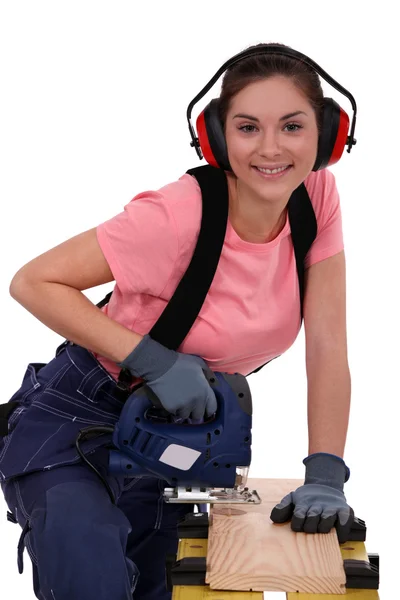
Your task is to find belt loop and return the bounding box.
[17,520,30,574]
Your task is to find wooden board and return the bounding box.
[206,478,347,594]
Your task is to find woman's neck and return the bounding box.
[226,173,288,243]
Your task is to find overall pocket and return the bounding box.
[0,347,123,482]
[0,362,46,442]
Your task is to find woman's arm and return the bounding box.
[270,250,353,541]
[9,228,143,363]
[303,250,351,458]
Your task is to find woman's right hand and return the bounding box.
[118,335,217,420]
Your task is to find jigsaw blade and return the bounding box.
[163,485,261,504]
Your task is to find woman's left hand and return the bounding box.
[270,482,355,543]
[269,452,354,544]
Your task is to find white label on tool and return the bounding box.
[158,444,201,470]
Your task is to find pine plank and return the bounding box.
[206,477,347,594]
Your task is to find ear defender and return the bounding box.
[195,96,350,172]
[313,98,350,170]
[196,99,230,171]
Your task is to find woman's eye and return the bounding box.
[239,124,257,133]
[284,123,303,132]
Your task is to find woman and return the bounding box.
[0,42,354,599]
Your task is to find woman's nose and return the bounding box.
[257,130,282,156]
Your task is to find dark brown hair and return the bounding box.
[218,42,324,134]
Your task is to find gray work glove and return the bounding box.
[117,334,217,420]
[270,452,354,544]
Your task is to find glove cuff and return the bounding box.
[117,334,177,380]
[303,452,350,492]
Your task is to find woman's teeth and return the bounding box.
[253,164,292,180]
[256,165,289,174]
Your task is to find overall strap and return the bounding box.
[248,182,317,375]
[149,165,228,349]
[288,182,318,321]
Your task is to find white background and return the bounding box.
[0,1,397,598]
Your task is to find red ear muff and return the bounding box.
[313,98,350,171]
[196,99,231,171]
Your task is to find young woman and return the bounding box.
[0,42,354,599]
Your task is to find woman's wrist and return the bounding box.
[303,452,350,491]
[117,334,177,380]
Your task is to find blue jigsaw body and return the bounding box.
[108,371,252,489]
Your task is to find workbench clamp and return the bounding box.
[166,556,207,591]
[177,511,209,539]
[344,555,380,590]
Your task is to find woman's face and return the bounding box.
[224,76,319,203]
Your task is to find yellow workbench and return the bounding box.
[171,527,380,599]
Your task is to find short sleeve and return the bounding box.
[96,188,180,296]
[304,168,344,268]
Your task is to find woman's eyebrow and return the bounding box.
[232,110,308,122]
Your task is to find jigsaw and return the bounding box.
[107,369,261,505]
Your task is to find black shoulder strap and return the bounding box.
[149,165,228,348]
[288,182,318,321]
[95,166,317,383]
[248,182,317,375]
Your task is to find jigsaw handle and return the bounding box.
[139,365,218,420]
[135,384,173,422]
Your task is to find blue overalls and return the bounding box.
[0,340,196,599]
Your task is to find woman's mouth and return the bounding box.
[252,165,293,179]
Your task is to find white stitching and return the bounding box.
[77,367,100,397]
[0,429,15,463]
[87,350,118,384]
[89,376,116,401]
[14,480,40,565]
[100,390,125,405]
[22,423,69,472]
[7,407,25,428]
[35,389,121,419]
[31,401,116,425]
[46,361,71,389]
[14,480,29,520]
[65,345,85,375]
[77,375,114,403]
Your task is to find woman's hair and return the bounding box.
[218,42,325,134]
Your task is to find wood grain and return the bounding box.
[206,478,347,594]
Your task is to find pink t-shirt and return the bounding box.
[94,168,343,379]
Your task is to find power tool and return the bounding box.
[107,369,261,505]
